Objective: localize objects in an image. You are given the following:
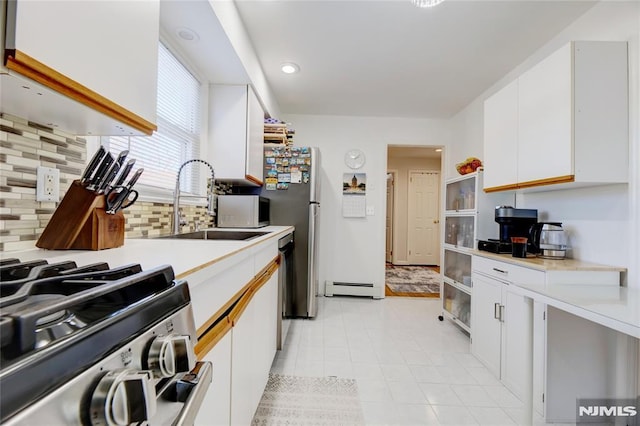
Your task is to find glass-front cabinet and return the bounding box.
[440,169,513,334]
[445,174,477,211]
[443,282,471,329]
[441,171,478,334]
[443,249,472,288]
[444,216,475,249]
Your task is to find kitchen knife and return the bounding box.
[87,153,114,191]
[123,167,143,191]
[96,150,129,194]
[106,168,143,214]
[80,145,106,185]
[110,158,136,189]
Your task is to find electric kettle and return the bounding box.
[530,222,569,259]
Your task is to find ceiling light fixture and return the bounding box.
[281,63,300,74]
[176,27,199,42]
[411,0,445,8]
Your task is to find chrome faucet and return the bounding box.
[173,159,216,235]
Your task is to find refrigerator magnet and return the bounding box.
[291,171,302,184]
[265,177,277,190]
[278,173,291,183]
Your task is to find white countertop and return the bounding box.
[472,249,626,272]
[512,282,640,338]
[0,226,294,279]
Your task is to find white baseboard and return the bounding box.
[325,281,376,297]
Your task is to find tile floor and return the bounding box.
[269,296,563,426]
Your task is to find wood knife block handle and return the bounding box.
[36,180,125,250]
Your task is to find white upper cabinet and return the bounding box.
[483,41,628,192]
[3,0,159,135]
[209,85,265,186]
[517,44,573,184]
[483,79,519,190]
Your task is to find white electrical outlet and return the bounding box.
[36,166,60,201]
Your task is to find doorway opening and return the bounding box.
[385,145,443,298]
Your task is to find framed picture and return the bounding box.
[343,173,366,195]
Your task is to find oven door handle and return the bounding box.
[171,361,213,426]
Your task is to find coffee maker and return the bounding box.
[478,206,538,253]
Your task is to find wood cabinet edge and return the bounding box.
[6,50,157,135]
[195,316,232,360]
[245,174,264,186]
[195,254,281,355]
[483,175,575,193]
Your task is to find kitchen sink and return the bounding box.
[159,230,270,241]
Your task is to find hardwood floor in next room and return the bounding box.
[385,263,441,298]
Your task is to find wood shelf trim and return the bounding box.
[6,49,157,135]
[483,175,575,193]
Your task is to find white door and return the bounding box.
[407,170,439,265]
[386,173,395,263]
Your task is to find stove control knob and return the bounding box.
[146,334,195,378]
[89,369,157,426]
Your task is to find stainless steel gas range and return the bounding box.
[0,257,211,425]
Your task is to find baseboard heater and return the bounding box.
[325,281,378,298]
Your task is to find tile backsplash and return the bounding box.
[0,113,85,252]
[0,113,213,252]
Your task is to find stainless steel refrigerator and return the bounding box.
[260,146,320,318]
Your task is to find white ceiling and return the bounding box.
[232,0,597,119]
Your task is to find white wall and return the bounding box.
[448,1,640,287]
[282,114,450,298]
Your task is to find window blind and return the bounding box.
[107,41,202,195]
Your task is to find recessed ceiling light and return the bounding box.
[281,63,300,74]
[411,0,446,8]
[176,27,199,42]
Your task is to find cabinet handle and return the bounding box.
[499,304,505,322]
[494,303,501,320]
[492,267,508,275]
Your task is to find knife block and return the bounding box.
[36,180,125,250]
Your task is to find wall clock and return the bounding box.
[344,149,366,169]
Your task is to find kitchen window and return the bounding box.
[104,41,204,198]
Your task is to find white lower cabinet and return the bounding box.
[471,256,543,401]
[231,298,257,426]
[500,284,531,400]
[230,273,278,425]
[470,273,502,377]
[195,330,232,426]
[472,254,624,422]
[190,239,281,426]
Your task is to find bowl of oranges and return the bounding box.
[456,157,483,175]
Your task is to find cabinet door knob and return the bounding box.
[433,220,440,224]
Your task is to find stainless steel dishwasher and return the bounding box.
[278,232,294,349]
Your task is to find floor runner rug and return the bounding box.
[252,374,365,426]
[385,264,441,296]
